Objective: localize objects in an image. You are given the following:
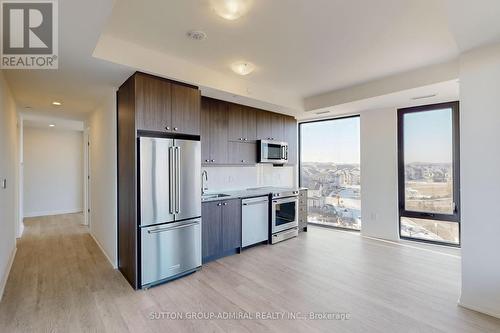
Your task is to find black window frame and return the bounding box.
[397,101,461,247]
[298,114,361,232]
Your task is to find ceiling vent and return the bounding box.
[186,30,207,41]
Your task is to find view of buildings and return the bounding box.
[401,162,459,244]
[301,162,361,230]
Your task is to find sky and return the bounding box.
[300,117,360,164]
[404,108,452,164]
[300,108,453,164]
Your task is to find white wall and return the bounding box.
[88,89,117,268]
[360,108,399,241]
[458,43,500,318]
[23,127,83,217]
[202,164,295,192]
[0,71,19,300]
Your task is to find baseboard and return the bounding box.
[24,209,83,218]
[89,232,117,269]
[458,299,500,319]
[0,246,17,302]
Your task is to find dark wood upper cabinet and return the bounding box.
[271,113,285,141]
[284,116,298,165]
[228,104,257,142]
[135,73,172,132]
[221,200,242,252]
[256,110,273,140]
[134,72,200,135]
[228,142,257,165]
[201,97,229,164]
[171,83,201,135]
[201,98,211,163]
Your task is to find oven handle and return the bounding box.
[272,197,298,204]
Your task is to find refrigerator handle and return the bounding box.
[168,147,174,214]
[175,146,181,214]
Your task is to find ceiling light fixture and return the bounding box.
[186,30,207,41]
[52,101,62,106]
[49,124,55,127]
[411,94,437,100]
[210,0,252,20]
[315,110,330,115]
[231,61,255,76]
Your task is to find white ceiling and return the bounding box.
[101,0,458,98]
[3,0,133,120]
[3,0,500,121]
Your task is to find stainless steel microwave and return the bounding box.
[258,140,288,164]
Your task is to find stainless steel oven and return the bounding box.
[259,140,288,164]
[271,189,299,243]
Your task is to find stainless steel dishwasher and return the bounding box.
[242,196,269,248]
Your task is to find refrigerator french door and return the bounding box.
[139,137,201,287]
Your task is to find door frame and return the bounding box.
[84,127,91,226]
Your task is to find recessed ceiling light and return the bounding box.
[210,0,252,20]
[411,94,437,100]
[52,101,62,106]
[231,61,255,76]
[186,30,207,41]
[49,124,55,127]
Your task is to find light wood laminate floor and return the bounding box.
[1,214,499,332]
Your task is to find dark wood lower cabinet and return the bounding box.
[202,201,222,259]
[221,200,242,252]
[202,199,242,263]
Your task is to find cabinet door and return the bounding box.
[271,113,284,141]
[202,201,221,260]
[209,99,229,164]
[256,109,273,140]
[221,200,241,252]
[201,98,211,163]
[171,83,200,135]
[284,116,297,165]
[228,103,245,142]
[242,106,257,141]
[228,142,257,165]
[135,74,172,132]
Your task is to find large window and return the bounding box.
[398,102,460,246]
[299,116,361,231]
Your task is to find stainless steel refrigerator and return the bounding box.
[139,137,201,287]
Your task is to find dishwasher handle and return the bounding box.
[242,199,269,206]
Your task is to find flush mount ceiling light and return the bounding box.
[49,124,55,127]
[186,30,207,41]
[231,61,255,76]
[210,0,252,20]
[52,101,62,106]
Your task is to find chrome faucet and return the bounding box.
[201,170,208,194]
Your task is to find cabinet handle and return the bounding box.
[217,203,222,206]
[211,159,215,162]
[241,160,245,163]
[174,127,178,131]
[205,159,209,162]
[239,138,243,141]
[244,138,247,141]
[165,126,170,130]
[223,202,227,206]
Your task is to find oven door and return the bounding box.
[260,140,288,164]
[272,197,298,233]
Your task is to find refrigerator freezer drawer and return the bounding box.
[141,219,201,287]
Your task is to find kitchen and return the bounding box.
[117,72,307,289]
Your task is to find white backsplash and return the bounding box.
[202,164,296,192]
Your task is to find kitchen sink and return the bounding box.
[202,193,230,200]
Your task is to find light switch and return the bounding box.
[1,179,6,189]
